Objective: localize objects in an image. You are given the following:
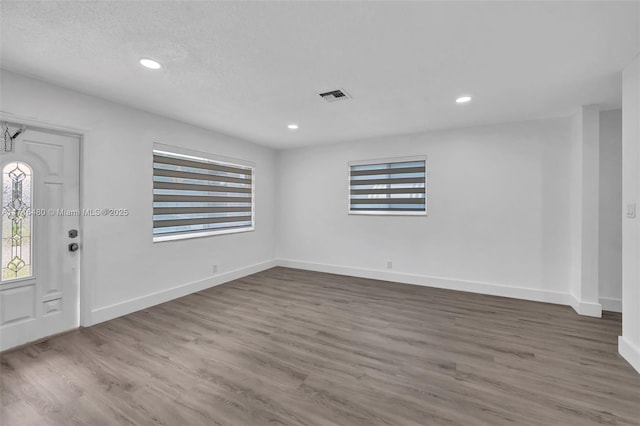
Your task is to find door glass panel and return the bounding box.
[1,162,33,282]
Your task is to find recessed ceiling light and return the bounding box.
[456,96,472,104]
[140,58,162,70]
[287,124,299,130]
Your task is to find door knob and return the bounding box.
[68,243,79,252]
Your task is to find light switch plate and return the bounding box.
[627,203,636,218]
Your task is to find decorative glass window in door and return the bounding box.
[1,162,33,281]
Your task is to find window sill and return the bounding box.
[153,226,255,243]
[348,211,427,216]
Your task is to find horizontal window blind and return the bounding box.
[153,149,254,241]
[349,157,426,215]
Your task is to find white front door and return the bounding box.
[0,126,80,351]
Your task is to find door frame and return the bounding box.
[0,112,91,328]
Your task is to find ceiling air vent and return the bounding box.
[319,89,351,103]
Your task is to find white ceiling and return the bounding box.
[1,1,638,149]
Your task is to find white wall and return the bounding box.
[0,69,278,325]
[620,53,640,374]
[0,68,630,350]
[568,106,601,317]
[598,109,623,311]
[277,118,574,303]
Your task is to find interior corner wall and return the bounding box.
[569,105,602,317]
[0,69,278,326]
[276,118,574,304]
[620,53,640,374]
[598,109,623,312]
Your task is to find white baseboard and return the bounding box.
[90,259,278,325]
[89,258,610,327]
[619,336,640,374]
[569,294,603,317]
[277,259,571,306]
[599,297,622,313]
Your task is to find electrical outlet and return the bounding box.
[627,203,636,218]
[212,264,218,274]
[387,260,393,269]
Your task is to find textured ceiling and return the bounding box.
[1,1,638,148]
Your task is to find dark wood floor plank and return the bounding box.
[1,267,639,425]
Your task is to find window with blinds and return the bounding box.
[349,156,426,215]
[153,147,254,242]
